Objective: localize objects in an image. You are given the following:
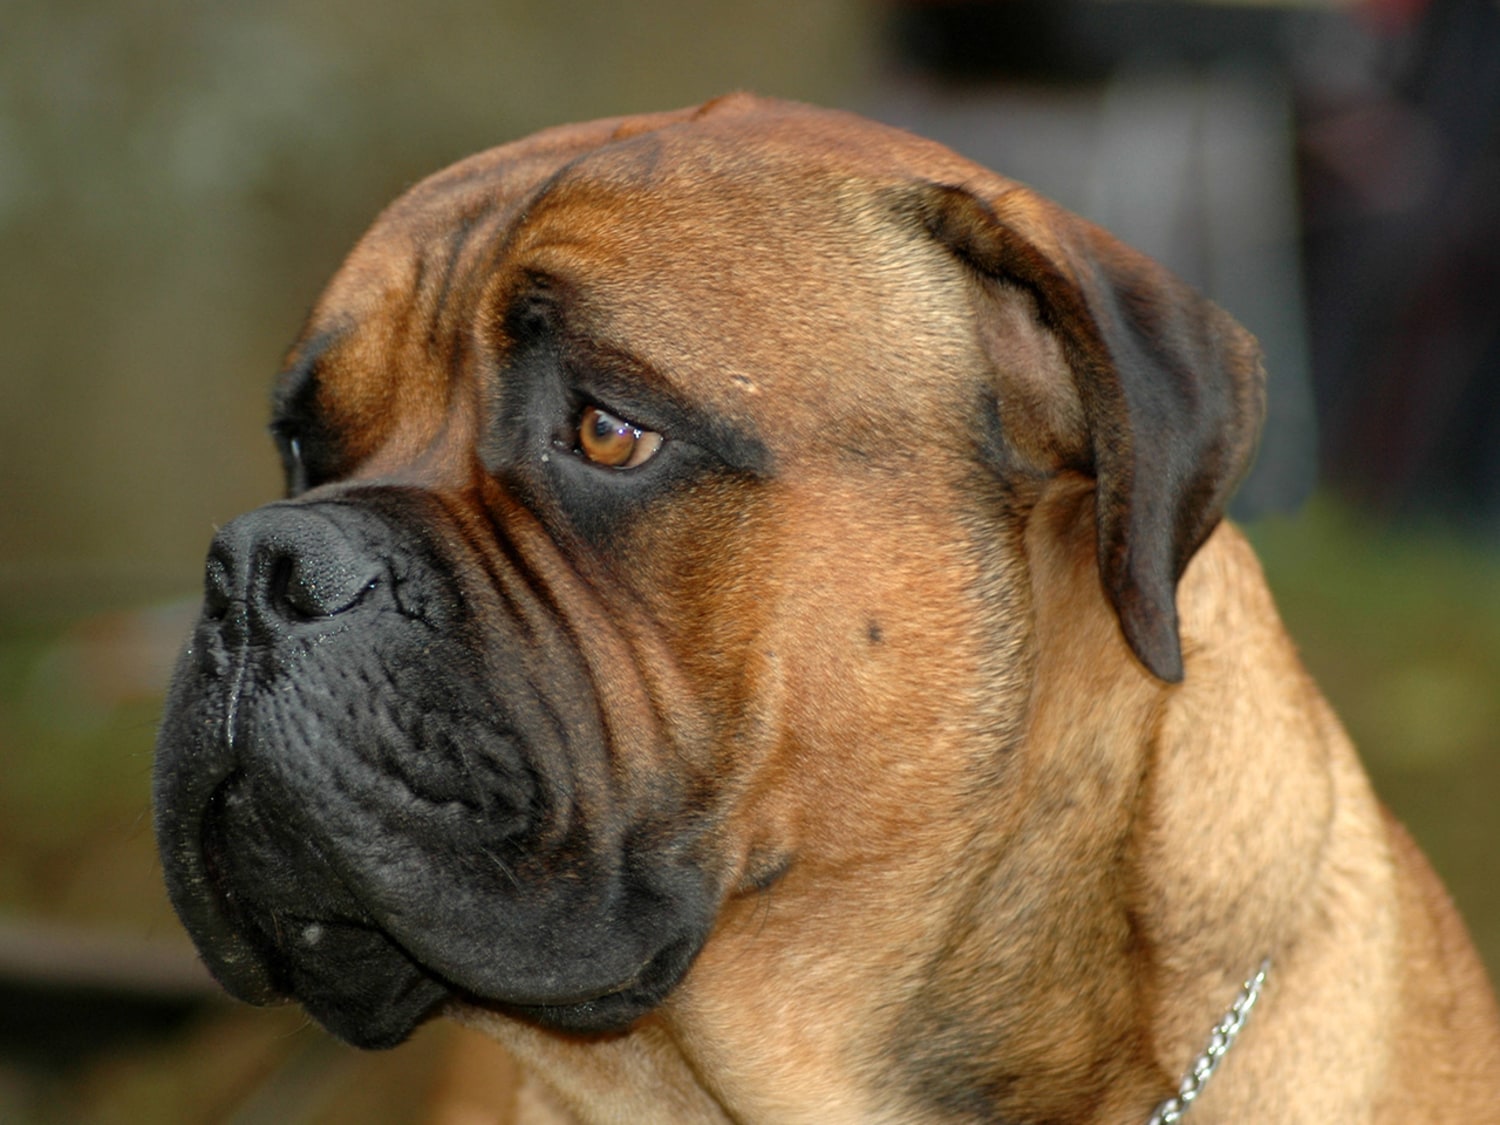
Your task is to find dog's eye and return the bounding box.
[576,405,663,469]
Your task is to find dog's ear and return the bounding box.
[915,183,1265,683]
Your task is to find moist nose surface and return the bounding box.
[203,504,385,646]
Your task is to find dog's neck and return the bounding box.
[1145,958,1271,1124]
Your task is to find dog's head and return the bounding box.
[154,95,1262,1048]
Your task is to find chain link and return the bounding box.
[1145,959,1271,1125]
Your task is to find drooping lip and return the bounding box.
[154,759,281,1004]
[156,768,453,1045]
[157,757,713,1043]
[166,834,703,1042]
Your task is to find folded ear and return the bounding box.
[914,183,1265,683]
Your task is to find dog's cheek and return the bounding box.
[722,479,1000,838]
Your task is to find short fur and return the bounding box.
[155,95,1500,1123]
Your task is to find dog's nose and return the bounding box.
[204,504,384,640]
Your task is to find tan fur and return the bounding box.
[282,96,1500,1122]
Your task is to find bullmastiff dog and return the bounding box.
[154,95,1500,1122]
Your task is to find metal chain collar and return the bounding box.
[1145,958,1271,1125]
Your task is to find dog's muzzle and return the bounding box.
[154,490,715,1047]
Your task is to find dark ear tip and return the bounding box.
[1142,645,1185,684]
[1122,619,1184,683]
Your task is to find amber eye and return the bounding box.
[576,405,663,469]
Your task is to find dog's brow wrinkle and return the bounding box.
[425,209,488,342]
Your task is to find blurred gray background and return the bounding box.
[2,1,1496,1121]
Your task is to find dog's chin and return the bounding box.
[291,955,453,1051]
[208,916,701,1046]
[494,994,658,1036]
[487,932,704,1034]
[184,882,707,1045]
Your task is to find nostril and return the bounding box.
[268,553,310,620]
[267,548,380,621]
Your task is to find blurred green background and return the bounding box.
[1,1,1495,1121]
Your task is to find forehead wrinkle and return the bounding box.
[484,124,989,464]
[519,213,972,459]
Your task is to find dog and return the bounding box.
[154,94,1500,1122]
